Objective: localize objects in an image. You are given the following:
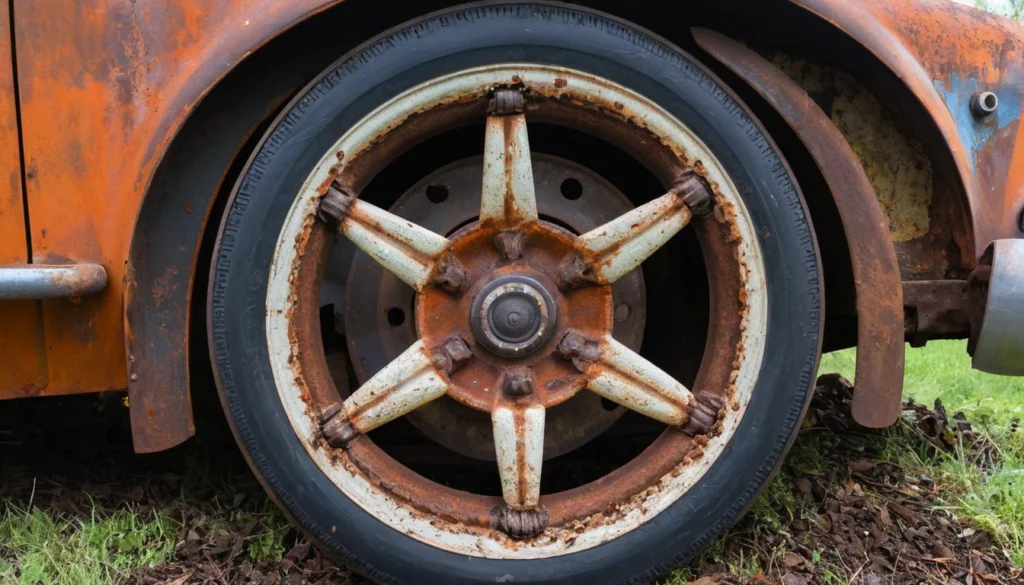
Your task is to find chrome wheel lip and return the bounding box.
[265,63,768,559]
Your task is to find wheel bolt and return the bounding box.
[317,183,355,225]
[430,335,473,376]
[557,331,600,365]
[494,230,525,261]
[680,394,724,437]
[502,366,534,397]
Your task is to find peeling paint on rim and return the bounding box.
[265,64,768,559]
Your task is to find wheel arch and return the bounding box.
[123,0,454,452]
[124,0,1016,451]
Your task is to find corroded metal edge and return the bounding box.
[973,239,1024,375]
[694,28,904,428]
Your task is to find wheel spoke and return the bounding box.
[558,186,693,287]
[319,186,467,292]
[480,90,538,229]
[560,332,693,426]
[321,337,472,448]
[492,403,545,509]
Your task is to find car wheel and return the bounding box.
[209,3,823,583]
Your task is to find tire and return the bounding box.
[209,3,822,584]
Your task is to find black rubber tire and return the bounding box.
[209,3,823,584]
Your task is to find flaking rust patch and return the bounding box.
[770,54,934,242]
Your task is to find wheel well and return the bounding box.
[129,0,971,450]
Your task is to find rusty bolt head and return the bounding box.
[502,366,534,397]
[556,254,600,290]
[970,91,998,119]
[320,404,360,449]
[494,230,525,262]
[318,184,355,225]
[680,395,724,437]
[490,504,548,540]
[557,331,600,368]
[677,171,713,219]
[431,335,473,376]
[488,89,524,116]
[428,252,469,294]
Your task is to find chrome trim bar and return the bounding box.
[0,264,107,300]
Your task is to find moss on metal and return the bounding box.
[769,54,934,243]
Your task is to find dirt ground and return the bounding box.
[0,376,1020,585]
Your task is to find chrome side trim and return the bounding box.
[0,264,107,299]
[973,239,1024,376]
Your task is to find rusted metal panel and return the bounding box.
[5,0,340,401]
[695,28,905,428]
[0,0,48,398]
[790,0,1024,258]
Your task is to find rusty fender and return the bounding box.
[694,28,905,428]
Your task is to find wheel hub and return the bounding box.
[472,275,557,357]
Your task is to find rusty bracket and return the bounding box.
[680,394,724,437]
[903,280,971,347]
[320,403,360,450]
[488,89,524,116]
[694,28,904,429]
[677,169,714,219]
[317,183,355,225]
[490,504,549,540]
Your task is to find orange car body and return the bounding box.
[0,0,1022,452]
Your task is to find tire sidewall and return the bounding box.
[210,4,822,584]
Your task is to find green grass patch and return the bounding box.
[824,341,1024,564]
[0,505,177,585]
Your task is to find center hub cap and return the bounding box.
[471,275,558,358]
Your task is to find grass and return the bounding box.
[826,341,1024,567]
[664,340,1024,583]
[0,505,177,585]
[2,341,1022,584]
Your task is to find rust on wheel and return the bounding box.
[264,65,767,557]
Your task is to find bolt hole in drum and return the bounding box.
[209,4,822,584]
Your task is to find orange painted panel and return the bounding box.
[9,0,336,397]
[0,0,48,397]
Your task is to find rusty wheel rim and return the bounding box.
[266,65,767,558]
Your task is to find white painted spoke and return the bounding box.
[342,340,449,433]
[480,114,539,228]
[492,404,545,509]
[574,188,692,284]
[582,334,694,426]
[340,197,454,291]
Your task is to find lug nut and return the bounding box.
[502,366,534,397]
[680,394,724,437]
[431,335,473,376]
[557,331,600,368]
[428,253,469,294]
[318,183,355,225]
[494,230,525,261]
[491,504,548,540]
[677,170,714,219]
[488,89,524,116]
[320,403,360,449]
